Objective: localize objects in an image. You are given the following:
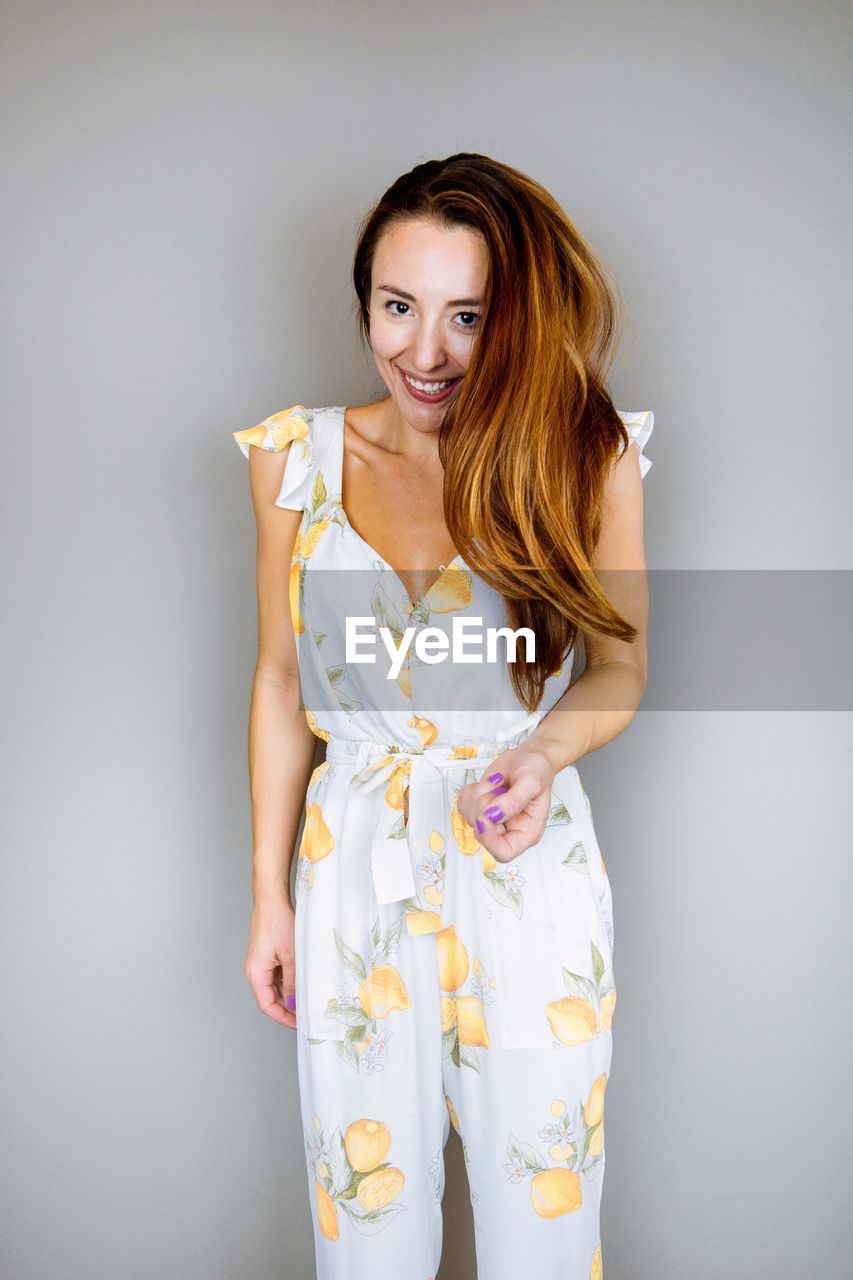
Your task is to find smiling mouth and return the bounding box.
[397,368,463,397]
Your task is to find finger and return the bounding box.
[247,966,297,1029]
[475,771,541,831]
[484,811,544,861]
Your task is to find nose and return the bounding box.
[408,321,449,374]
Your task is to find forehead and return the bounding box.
[372,218,488,291]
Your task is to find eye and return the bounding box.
[456,311,480,328]
[384,300,411,316]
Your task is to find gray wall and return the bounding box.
[2,2,850,1277]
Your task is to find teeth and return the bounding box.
[403,372,456,393]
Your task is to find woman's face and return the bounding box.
[368,217,488,429]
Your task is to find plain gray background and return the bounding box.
[2,1,851,1277]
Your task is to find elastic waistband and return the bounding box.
[325,730,534,770]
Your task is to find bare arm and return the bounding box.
[245,443,318,898]
[528,436,650,770]
[241,442,318,1027]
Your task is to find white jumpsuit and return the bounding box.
[234,403,654,1280]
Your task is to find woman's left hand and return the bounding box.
[455,739,560,863]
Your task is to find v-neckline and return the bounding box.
[332,405,466,609]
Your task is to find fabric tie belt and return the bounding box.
[324,737,519,909]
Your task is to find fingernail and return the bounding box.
[487,772,504,783]
[286,993,296,1010]
[489,785,508,796]
[484,805,504,822]
[475,819,486,834]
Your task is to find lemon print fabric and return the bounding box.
[229,402,648,1050]
[504,1076,609,1214]
[236,403,653,1274]
[304,1111,407,1239]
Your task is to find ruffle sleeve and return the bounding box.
[232,404,315,511]
[615,409,654,478]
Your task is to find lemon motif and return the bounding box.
[315,1180,339,1240]
[232,405,309,455]
[408,715,438,747]
[545,996,599,1046]
[300,802,335,863]
[449,745,478,759]
[357,965,411,1019]
[584,1074,607,1127]
[405,910,443,935]
[530,1167,583,1218]
[435,926,470,991]
[550,1099,567,1118]
[598,992,617,1032]
[455,995,490,1048]
[356,1166,405,1211]
[423,883,444,906]
[384,760,412,810]
[548,1141,575,1162]
[428,829,445,855]
[289,560,303,635]
[589,1124,604,1157]
[300,517,330,561]
[440,996,457,1033]
[590,1244,603,1280]
[450,797,481,855]
[344,1119,391,1173]
[424,564,473,613]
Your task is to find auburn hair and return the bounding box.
[352,152,639,714]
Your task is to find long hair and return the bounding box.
[352,152,638,714]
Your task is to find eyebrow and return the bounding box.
[376,284,483,307]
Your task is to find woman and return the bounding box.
[233,153,653,1280]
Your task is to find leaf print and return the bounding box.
[370,582,409,646]
[590,941,605,987]
[323,666,364,717]
[333,929,368,982]
[325,1000,370,1028]
[483,872,524,918]
[506,1134,548,1173]
[455,1044,481,1072]
[562,841,589,872]
[561,967,601,1010]
[339,1199,407,1235]
[310,468,326,515]
[548,800,573,826]
[328,1128,349,1197]
[334,1039,362,1070]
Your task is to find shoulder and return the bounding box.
[231,404,343,512]
[232,404,314,457]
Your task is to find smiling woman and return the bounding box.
[234,152,654,1280]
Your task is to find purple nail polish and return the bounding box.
[484,805,504,822]
[475,819,486,834]
[286,993,296,1010]
[489,785,508,796]
[487,772,504,783]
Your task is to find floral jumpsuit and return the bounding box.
[234,402,654,1280]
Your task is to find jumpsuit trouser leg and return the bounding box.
[295,924,611,1280]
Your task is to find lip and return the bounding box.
[396,366,462,404]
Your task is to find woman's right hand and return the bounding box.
[244,891,297,1029]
